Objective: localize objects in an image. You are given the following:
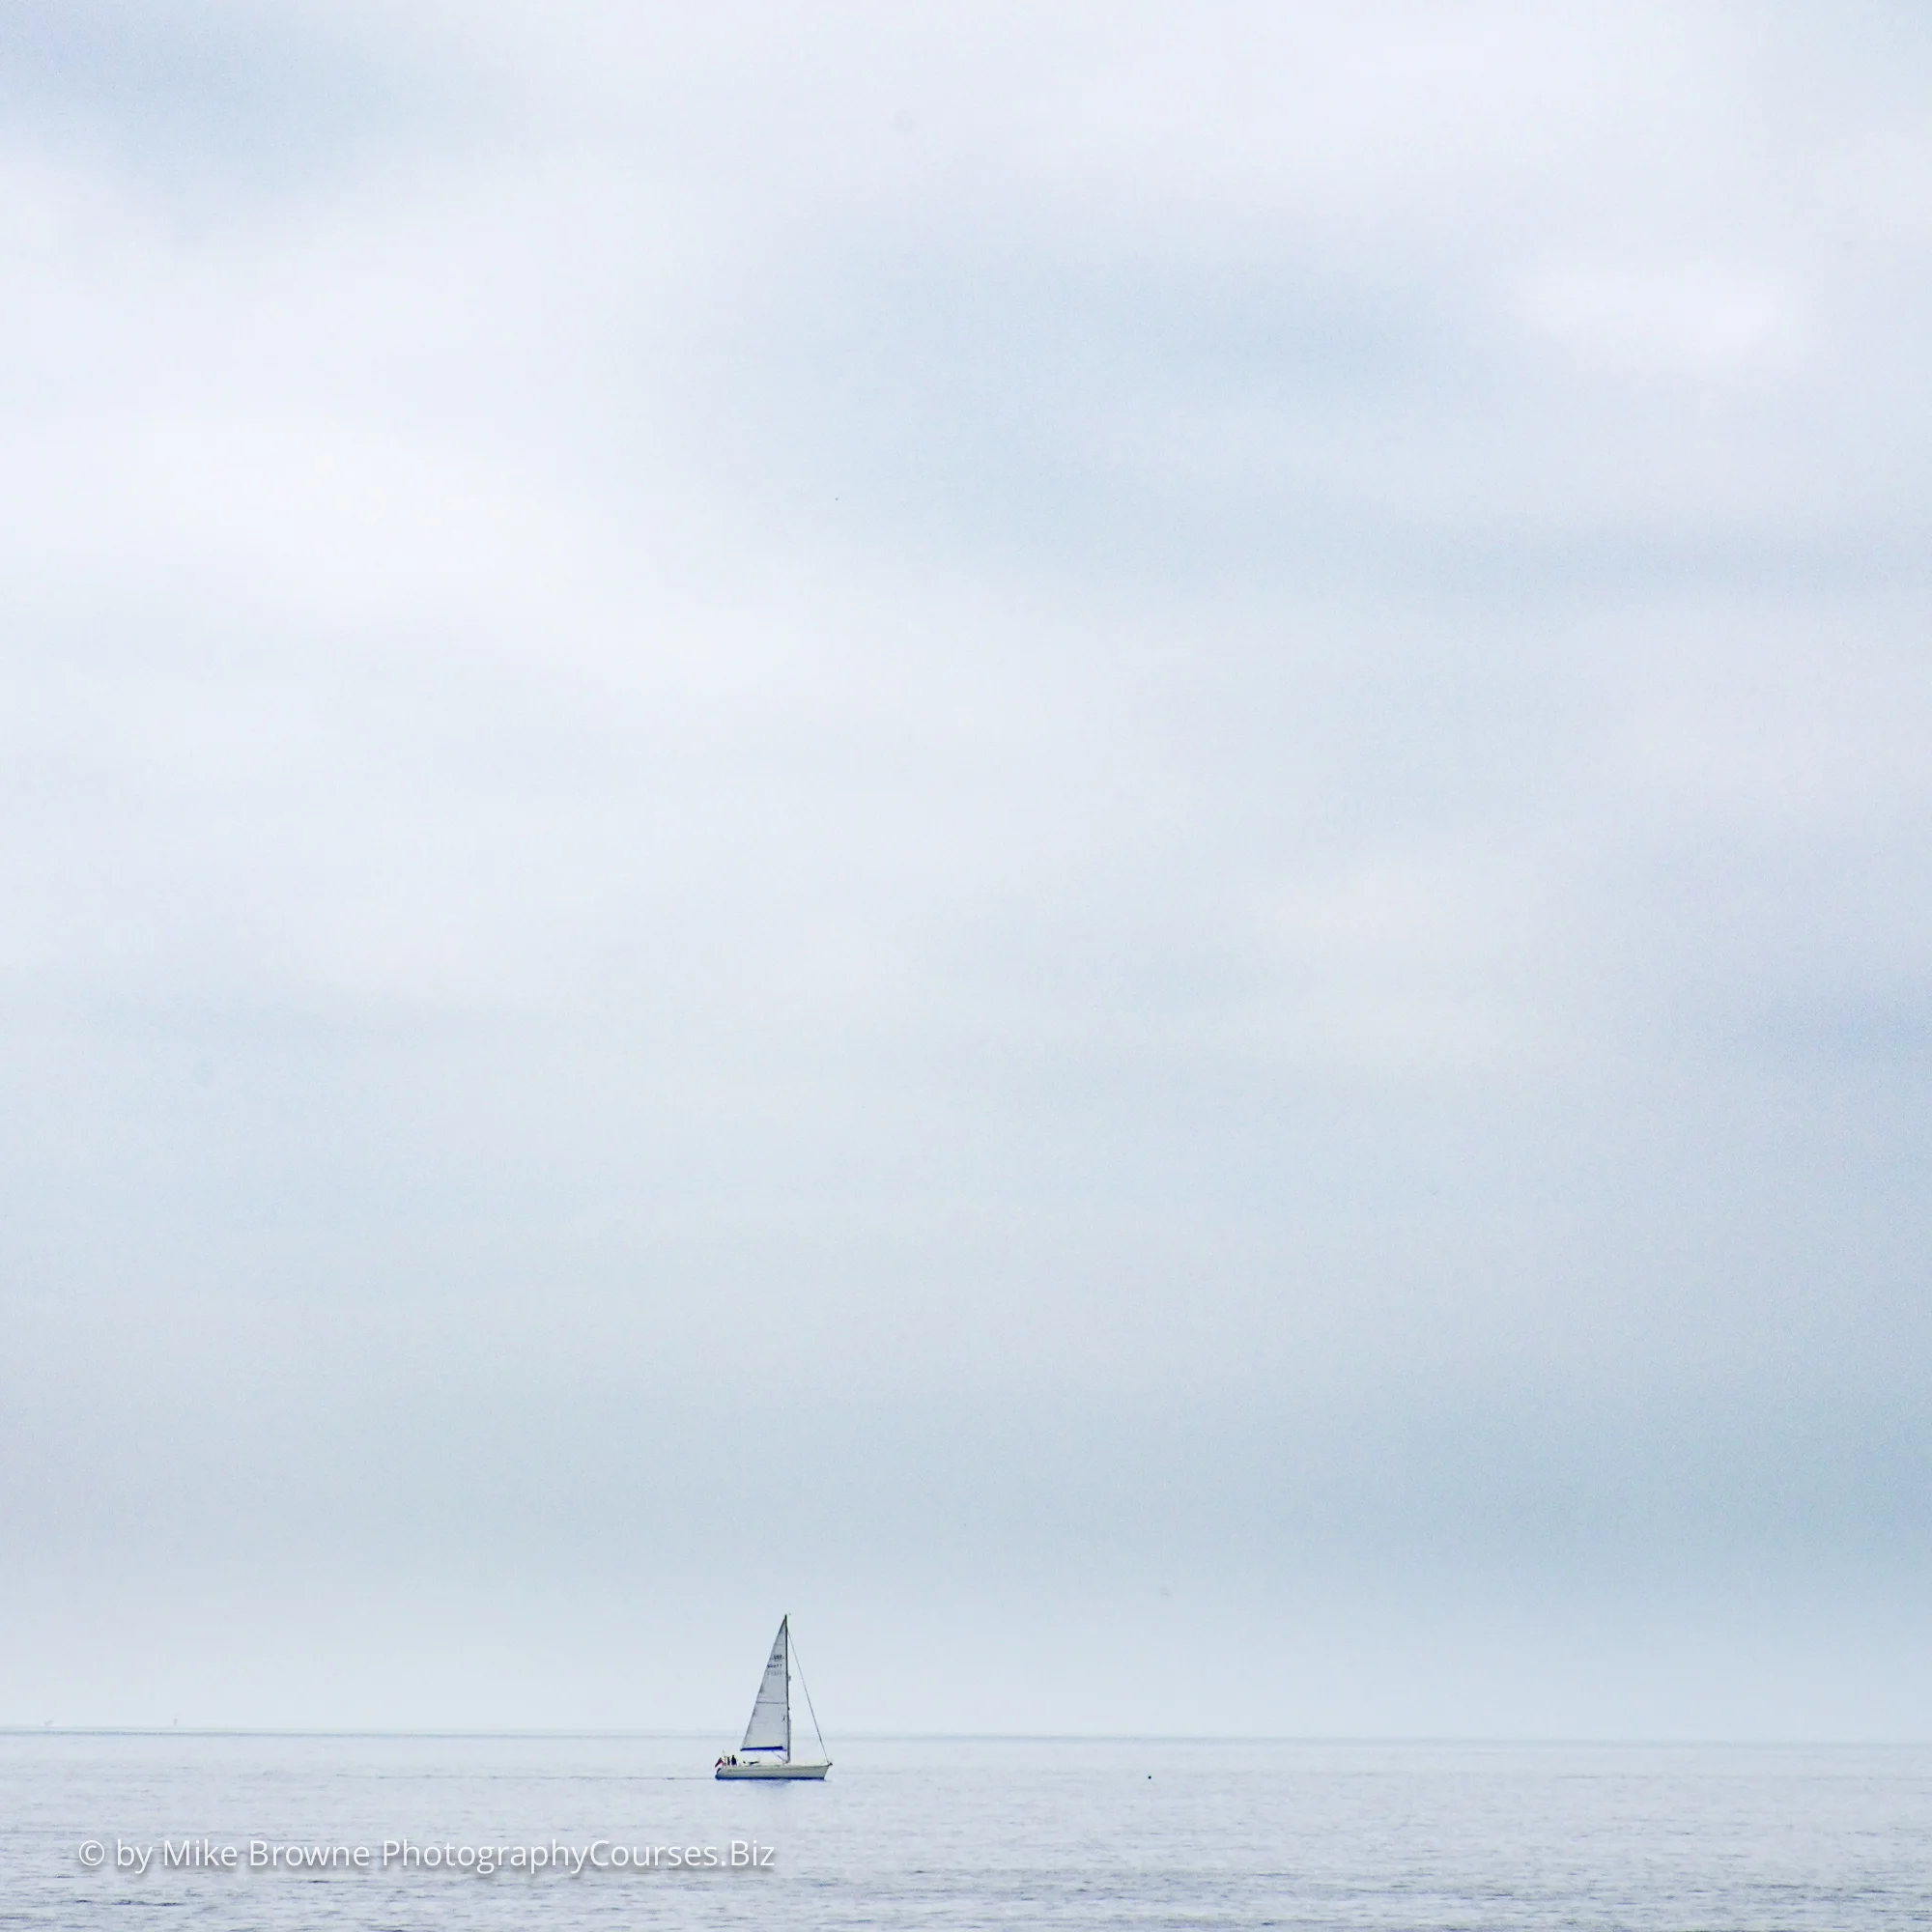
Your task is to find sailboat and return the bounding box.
[714,1615,831,1779]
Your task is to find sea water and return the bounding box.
[3,1732,1928,1929]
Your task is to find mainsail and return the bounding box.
[740,1617,791,1756]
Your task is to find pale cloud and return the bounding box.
[1519,263,1802,379]
[1,0,1930,1737]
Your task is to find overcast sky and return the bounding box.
[3,0,1931,1739]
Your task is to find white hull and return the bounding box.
[715,1760,830,1780]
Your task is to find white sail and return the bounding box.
[740,1617,791,1756]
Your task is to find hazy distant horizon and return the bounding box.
[14,1739,1932,1754]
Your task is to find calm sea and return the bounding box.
[3,1732,1927,1929]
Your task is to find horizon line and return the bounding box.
[3,1727,1924,1747]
